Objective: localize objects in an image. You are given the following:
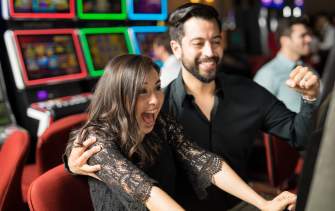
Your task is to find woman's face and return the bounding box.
[135,68,164,136]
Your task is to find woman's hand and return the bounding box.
[68,136,102,180]
[261,191,297,211]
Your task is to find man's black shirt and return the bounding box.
[162,73,316,210]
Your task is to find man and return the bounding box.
[314,13,335,74]
[254,18,315,112]
[152,32,181,88]
[67,3,320,210]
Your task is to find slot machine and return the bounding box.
[4,29,91,136]
[78,27,134,77]
[1,0,169,141]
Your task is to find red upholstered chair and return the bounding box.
[0,129,30,211]
[263,133,301,190]
[28,164,94,211]
[22,113,88,201]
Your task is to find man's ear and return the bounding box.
[170,40,182,59]
[280,36,290,47]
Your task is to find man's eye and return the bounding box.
[193,42,203,47]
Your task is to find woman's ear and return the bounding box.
[170,40,182,60]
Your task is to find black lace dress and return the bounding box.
[87,114,224,211]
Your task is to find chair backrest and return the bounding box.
[28,164,94,211]
[36,113,88,175]
[263,133,300,187]
[0,129,30,211]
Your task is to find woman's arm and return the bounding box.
[147,187,184,211]
[163,115,296,210]
[213,162,296,210]
[66,136,184,211]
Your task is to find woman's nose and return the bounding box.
[148,92,159,106]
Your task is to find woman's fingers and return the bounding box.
[77,145,101,165]
[69,136,101,175]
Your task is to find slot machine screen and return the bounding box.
[78,0,126,19]
[82,0,122,13]
[79,28,133,77]
[14,30,87,86]
[10,0,74,18]
[135,32,159,59]
[87,34,128,70]
[130,26,167,66]
[127,0,167,20]
[133,0,161,14]
[12,0,70,13]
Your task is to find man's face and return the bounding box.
[171,18,224,83]
[152,43,163,61]
[286,24,312,57]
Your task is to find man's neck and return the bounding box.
[279,48,300,62]
[181,69,216,96]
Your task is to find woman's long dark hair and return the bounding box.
[66,54,161,168]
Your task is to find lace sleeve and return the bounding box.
[160,115,224,199]
[87,134,157,204]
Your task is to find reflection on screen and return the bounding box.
[135,32,160,59]
[87,34,129,70]
[83,0,121,13]
[14,0,70,13]
[133,0,161,14]
[17,34,81,80]
[0,101,12,126]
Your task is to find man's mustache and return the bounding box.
[197,56,220,64]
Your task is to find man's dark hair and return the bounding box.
[168,3,222,43]
[153,32,173,54]
[276,17,309,39]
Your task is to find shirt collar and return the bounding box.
[276,53,302,70]
[170,72,224,108]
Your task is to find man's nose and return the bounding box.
[202,42,214,57]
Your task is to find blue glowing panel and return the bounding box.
[127,0,167,20]
[261,0,284,9]
[129,26,167,65]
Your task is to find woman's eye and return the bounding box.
[155,84,162,91]
[139,89,148,95]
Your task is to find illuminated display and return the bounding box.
[129,26,167,64]
[14,29,87,86]
[10,0,74,18]
[133,0,161,14]
[127,0,167,20]
[79,27,133,77]
[260,0,284,8]
[77,0,126,20]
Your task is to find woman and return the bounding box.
[65,54,296,211]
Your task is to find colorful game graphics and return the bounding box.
[79,27,134,77]
[129,26,168,66]
[9,0,74,19]
[77,0,126,20]
[127,0,167,20]
[13,29,87,87]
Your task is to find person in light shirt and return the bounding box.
[152,32,181,88]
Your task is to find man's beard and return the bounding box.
[181,56,220,83]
